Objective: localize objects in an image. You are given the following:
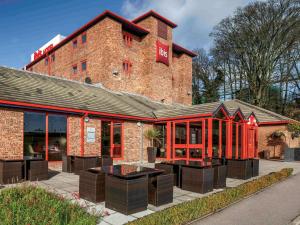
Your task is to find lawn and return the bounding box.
[0,185,99,225]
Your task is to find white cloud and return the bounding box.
[121,0,264,51]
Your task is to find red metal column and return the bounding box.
[66,116,69,156]
[236,123,239,159]
[208,118,213,158]
[80,116,84,156]
[226,120,232,159]
[202,120,206,160]
[166,122,171,160]
[45,113,49,161]
[110,121,114,158]
[121,122,124,160]
[219,120,222,158]
[187,121,190,160]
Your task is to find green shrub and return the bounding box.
[0,185,99,225]
[127,168,293,225]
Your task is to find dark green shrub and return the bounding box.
[0,185,99,225]
[127,168,293,225]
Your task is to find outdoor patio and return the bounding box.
[24,159,300,225]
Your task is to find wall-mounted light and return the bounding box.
[84,116,90,123]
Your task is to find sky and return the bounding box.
[0,0,262,68]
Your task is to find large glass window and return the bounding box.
[101,121,111,156]
[155,124,167,158]
[112,122,122,158]
[175,123,187,144]
[238,124,242,159]
[48,115,67,161]
[232,123,237,159]
[189,121,202,144]
[212,120,220,158]
[222,121,227,157]
[24,112,46,159]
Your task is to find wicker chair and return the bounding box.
[98,156,113,167]
[79,170,105,203]
[227,159,252,180]
[0,160,23,184]
[74,156,99,174]
[155,163,178,186]
[182,167,214,194]
[28,160,48,181]
[105,174,148,215]
[148,173,174,206]
[213,165,227,188]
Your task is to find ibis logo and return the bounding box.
[156,40,169,66]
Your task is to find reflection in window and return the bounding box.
[101,121,111,156]
[189,121,202,144]
[155,124,167,158]
[189,148,202,158]
[222,121,227,157]
[175,148,186,158]
[175,123,186,144]
[212,120,220,158]
[24,112,46,159]
[48,115,67,161]
[112,123,122,158]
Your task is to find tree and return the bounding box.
[210,0,300,108]
[192,49,224,104]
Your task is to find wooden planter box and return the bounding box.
[227,159,252,180]
[79,170,105,203]
[181,167,214,194]
[148,173,174,206]
[284,148,300,161]
[0,160,23,184]
[105,175,148,215]
[62,155,76,173]
[213,165,227,188]
[155,163,178,186]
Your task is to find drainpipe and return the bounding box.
[137,122,144,164]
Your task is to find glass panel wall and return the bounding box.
[212,120,220,158]
[154,124,167,158]
[189,121,202,144]
[24,112,46,159]
[232,123,237,159]
[222,121,227,157]
[112,122,122,158]
[48,115,67,161]
[101,121,111,156]
[175,123,187,144]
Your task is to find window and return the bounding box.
[81,61,87,72]
[51,54,55,62]
[123,60,132,74]
[82,33,87,44]
[72,39,77,48]
[45,57,49,65]
[158,20,168,40]
[123,32,132,47]
[72,65,78,74]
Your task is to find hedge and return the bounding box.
[127,168,293,225]
[0,185,100,225]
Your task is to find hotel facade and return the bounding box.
[0,10,298,164]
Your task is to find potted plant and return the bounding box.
[144,128,161,163]
[287,123,300,139]
[267,131,286,159]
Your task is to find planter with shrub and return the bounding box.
[144,128,161,163]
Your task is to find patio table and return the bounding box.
[89,165,164,215]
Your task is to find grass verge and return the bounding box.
[0,185,99,225]
[127,168,293,225]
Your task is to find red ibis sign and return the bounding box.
[33,44,54,60]
[156,40,169,66]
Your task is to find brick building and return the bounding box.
[25,10,196,105]
[0,10,298,164]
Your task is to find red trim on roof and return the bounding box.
[132,10,177,28]
[26,10,149,69]
[172,43,197,57]
[258,121,290,125]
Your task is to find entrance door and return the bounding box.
[173,120,204,161]
[101,121,123,159]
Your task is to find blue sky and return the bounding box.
[0,0,260,68]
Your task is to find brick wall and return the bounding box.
[122,121,153,162]
[258,124,300,158]
[84,118,101,156]
[67,116,81,156]
[28,15,193,105]
[0,108,24,160]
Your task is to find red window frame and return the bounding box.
[123,60,132,74]
[81,33,87,44]
[123,32,133,47]
[72,64,78,74]
[81,60,87,72]
[72,39,78,48]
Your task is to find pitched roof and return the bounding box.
[0,66,295,123]
[223,99,292,123]
[132,10,177,28]
[172,43,197,57]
